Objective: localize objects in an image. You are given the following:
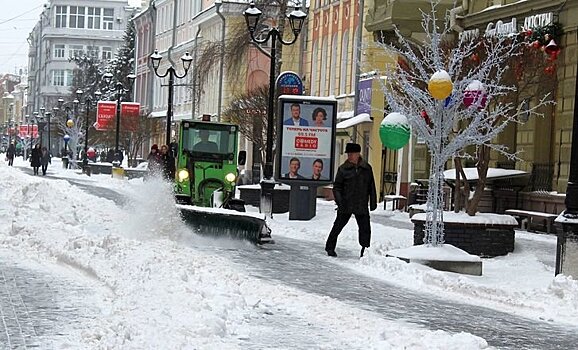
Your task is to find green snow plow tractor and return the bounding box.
[174,119,272,243]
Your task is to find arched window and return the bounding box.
[310,41,318,95]
[340,30,349,94]
[329,33,338,96]
[320,38,328,95]
[351,26,359,93]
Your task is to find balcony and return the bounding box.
[365,0,455,33]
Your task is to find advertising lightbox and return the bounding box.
[275,95,337,184]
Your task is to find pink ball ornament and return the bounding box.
[463,80,488,109]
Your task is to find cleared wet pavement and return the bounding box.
[0,250,101,349]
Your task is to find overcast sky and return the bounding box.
[0,0,46,75]
[0,0,141,77]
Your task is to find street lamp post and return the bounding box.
[77,89,101,167]
[243,2,307,214]
[8,103,14,146]
[149,50,193,146]
[102,73,136,166]
[26,114,32,158]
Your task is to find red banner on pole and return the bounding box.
[121,102,140,132]
[96,101,117,131]
[18,125,39,138]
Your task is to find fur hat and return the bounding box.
[344,143,361,154]
[151,144,158,150]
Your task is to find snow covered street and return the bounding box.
[1,158,578,349]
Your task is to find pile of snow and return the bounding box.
[0,160,491,349]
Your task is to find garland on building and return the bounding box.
[523,22,564,72]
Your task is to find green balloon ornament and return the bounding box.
[380,112,410,150]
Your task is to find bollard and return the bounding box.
[111,166,125,179]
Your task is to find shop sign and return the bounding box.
[485,18,517,37]
[524,12,554,29]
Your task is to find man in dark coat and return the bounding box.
[6,143,15,166]
[325,143,377,258]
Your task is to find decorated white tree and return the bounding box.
[379,1,552,246]
[56,112,85,169]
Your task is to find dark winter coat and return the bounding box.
[147,151,162,173]
[30,147,42,167]
[160,153,175,180]
[332,158,377,214]
[41,149,51,166]
[6,144,15,159]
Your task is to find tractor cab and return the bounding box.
[175,118,246,209]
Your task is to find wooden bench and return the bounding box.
[504,209,559,234]
[384,195,407,211]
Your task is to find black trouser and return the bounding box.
[42,164,48,175]
[325,210,371,251]
[8,157,13,166]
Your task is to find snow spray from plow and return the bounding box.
[178,205,273,244]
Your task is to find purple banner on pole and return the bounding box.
[356,78,373,115]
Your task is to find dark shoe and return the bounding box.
[326,249,337,257]
[360,247,366,257]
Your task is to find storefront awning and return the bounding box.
[336,113,372,130]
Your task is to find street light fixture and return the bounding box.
[149,49,193,146]
[76,89,100,168]
[243,2,307,213]
[101,73,136,166]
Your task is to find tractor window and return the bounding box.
[182,127,235,158]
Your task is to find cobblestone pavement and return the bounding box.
[0,250,102,349]
[207,236,576,350]
[9,170,573,349]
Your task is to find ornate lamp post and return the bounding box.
[243,2,307,214]
[76,89,101,167]
[149,49,193,146]
[8,103,14,146]
[101,73,136,166]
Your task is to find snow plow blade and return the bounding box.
[178,205,273,244]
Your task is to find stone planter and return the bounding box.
[412,215,517,257]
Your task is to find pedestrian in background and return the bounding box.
[160,144,175,180]
[40,146,51,176]
[30,144,42,175]
[325,143,377,258]
[6,143,15,166]
[146,144,162,178]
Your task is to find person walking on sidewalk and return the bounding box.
[6,143,15,166]
[40,146,51,176]
[325,143,377,258]
[30,144,42,175]
[160,144,175,180]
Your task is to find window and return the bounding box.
[53,44,65,59]
[102,47,112,60]
[69,45,84,59]
[55,6,67,28]
[69,6,86,29]
[66,70,74,87]
[320,38,328,95]
[103,8,114,30]
[87,46,99,58]
[340,30,349,94]
[329,33,338,95]
[52,70,65,86]
[87,7,101,29]
[310,41,318,95]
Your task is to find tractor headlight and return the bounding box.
[177,169,189,181]
[225,172,236,183]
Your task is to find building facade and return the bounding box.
[361,0,578,208]
[27,0,135,153]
